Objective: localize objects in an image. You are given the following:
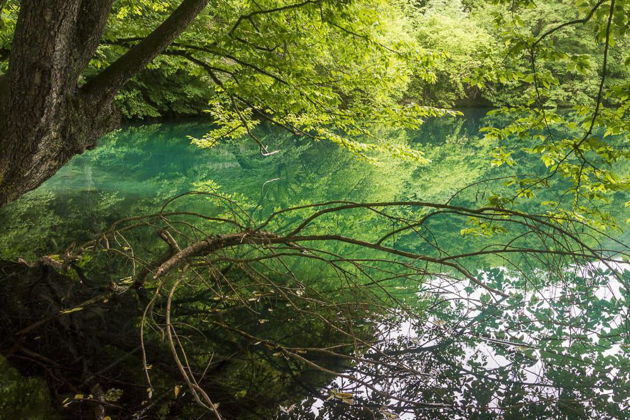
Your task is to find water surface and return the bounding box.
[0,111,627,418]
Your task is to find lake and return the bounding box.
[0,111,628,419]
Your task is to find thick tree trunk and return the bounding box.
[0,0,209,207]
[0,0,116,206]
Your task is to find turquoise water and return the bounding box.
[0,112,628,418]
[1,111,498,258]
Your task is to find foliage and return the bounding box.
[290,266,630,419]
[100,0,454,161]
[0,0,629,418]
[477,0,629,228]
[402,0,500,107]
[0,356,58,419]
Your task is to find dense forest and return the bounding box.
[0,0,628,419]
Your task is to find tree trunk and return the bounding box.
[0,0,116,206]
[0,0,209,207]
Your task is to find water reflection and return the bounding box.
[0,112,627,418]
[294,263,629,419]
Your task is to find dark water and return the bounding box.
[0,111,628,418]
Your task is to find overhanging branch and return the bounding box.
[82,0,210,99]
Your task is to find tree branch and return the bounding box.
[83,0,209,99]
[228,0,320,36]
[532,0,607,47]
[71,0,116,74]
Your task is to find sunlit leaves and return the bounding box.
[478,0,629,214]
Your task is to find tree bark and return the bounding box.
[0,0,116,206]
[0,0,209,207]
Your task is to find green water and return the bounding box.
[0,111,628,418]
[0,113,489,258]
